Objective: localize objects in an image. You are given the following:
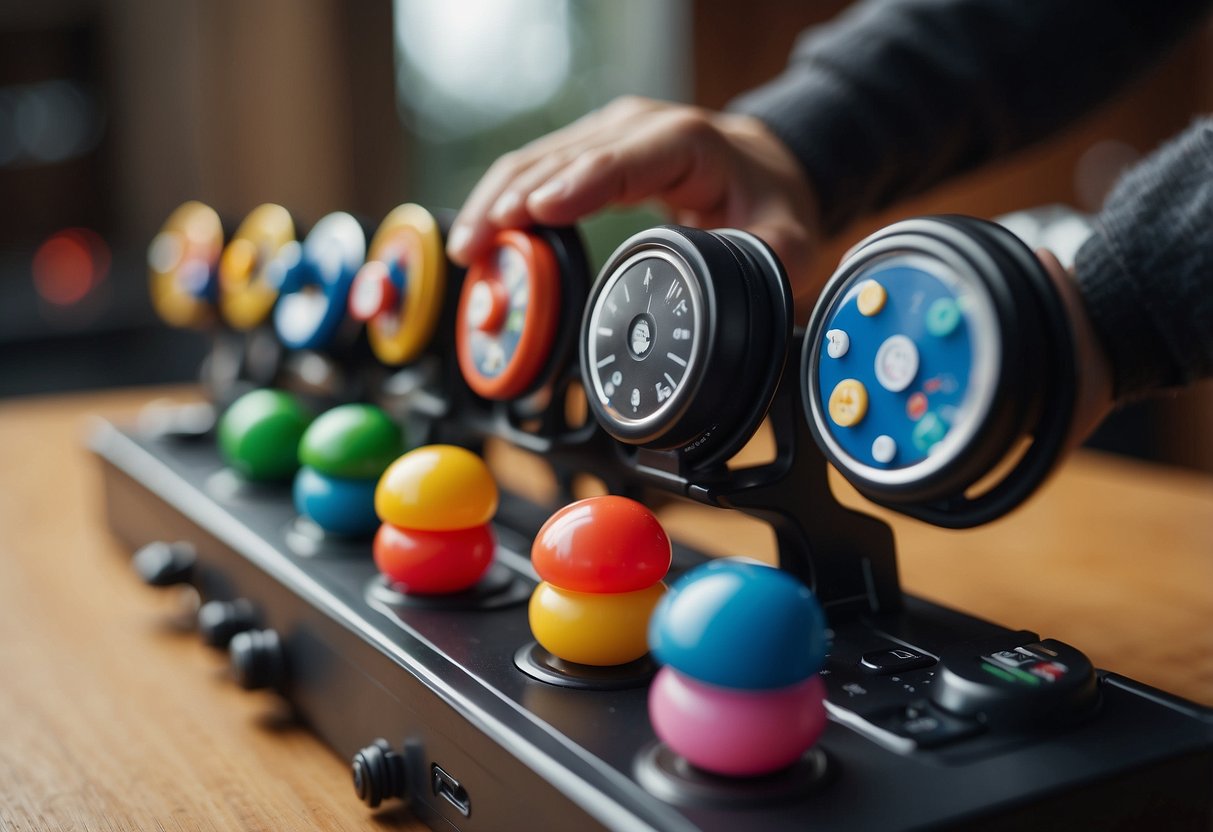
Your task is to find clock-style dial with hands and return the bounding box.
[585,249,705,438]
[580,226,793,469]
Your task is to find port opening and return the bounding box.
[431,763,471,817]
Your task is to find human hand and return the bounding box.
[446,96,823,302]
[1036,248,1114,451]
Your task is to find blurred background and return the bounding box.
[0,0,1209,472]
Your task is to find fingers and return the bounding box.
[445,97,823,311]
[447,96,666,265]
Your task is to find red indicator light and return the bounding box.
[32,228,111,306]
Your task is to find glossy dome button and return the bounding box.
[649,559,827,690]
[375,445,498,531]
[293,467,379,536]
[531,496,671,593]
[529,581,666,666]
[649,668,826,777]
[299,404,406,480]
[374,523,494,594]
[218,389,312,481]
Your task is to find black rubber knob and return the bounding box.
[930,638,1098,729]
[197,598,258,647]
[132,541,196,587]
[229,628,286,690]
[352,739,407,808]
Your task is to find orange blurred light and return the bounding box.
[32,228,110,306]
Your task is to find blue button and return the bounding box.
[648,559,827,690]
[293,466,380,536]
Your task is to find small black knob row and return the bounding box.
[352,739,407,808]
[229,628,286,690]
[198,598,258,647]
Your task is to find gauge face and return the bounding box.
[811,251,999,486]
[457,233,562,400]
[219,203,295,331]
[585,250,705,439]
[148,201,223,329]
[273,212,365,350]
[356,204,446,366]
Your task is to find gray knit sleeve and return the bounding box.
[1074,119,1213,400]
[729,0,1212,236]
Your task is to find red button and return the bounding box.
[373,522,494,595]
[907,392,928,421]
[531,496,671,593]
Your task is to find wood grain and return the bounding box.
[0,387,1210,830]
[0,389,423,832]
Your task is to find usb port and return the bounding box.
[431,763,471,817]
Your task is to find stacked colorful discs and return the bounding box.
[372,445,498,594]
[293,404,406,537]
[147,201,224,329]
[218,203,296,331]
[217,389,313,482]
[647,559,829,777]
[529,496,671,667]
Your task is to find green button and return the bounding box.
[911,411,948,453]
[925,297,961,337]
[982,662,1040,686]
[218,389,313,482]
[298,403,407,479]
[980,663,1017,683]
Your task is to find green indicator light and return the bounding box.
[1006,666,1042,686]
[980,663,1018,684]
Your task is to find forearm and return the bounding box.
[1073,118,1213,401]
[731,0,1211,235]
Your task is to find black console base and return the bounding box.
[94,421,1213,831]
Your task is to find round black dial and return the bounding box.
[580,226,794,468]
[800,215,1076,528]
[584,249,704,437]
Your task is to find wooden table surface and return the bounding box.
[1,387,1211,831]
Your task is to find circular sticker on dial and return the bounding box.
[874,334,919,393]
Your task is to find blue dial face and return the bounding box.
[273,212,365,350]
[465,245,529,380]
[814,253,997,479]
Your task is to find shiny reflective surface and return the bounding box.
[531,495,671,593]
[374,445,498,530]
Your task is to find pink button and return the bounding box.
[648,667,826,777]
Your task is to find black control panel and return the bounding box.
[93,206,1213,831]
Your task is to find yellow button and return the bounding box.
[529,581,666,666]
[828,379,868,427]
[375,445,498,530]
[856,280,887,316]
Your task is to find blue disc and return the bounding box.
[648,559,827,690]
[815,253,989,470]
[293,466,379,537]
[274,212,366,350]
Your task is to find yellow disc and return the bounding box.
[218,203,295,330]
[148,201,223,329]
[828,378,868,427]
[856,279,887,316]
[365,203,447,365]
[374,444,498,530]
[529,581,667,666]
